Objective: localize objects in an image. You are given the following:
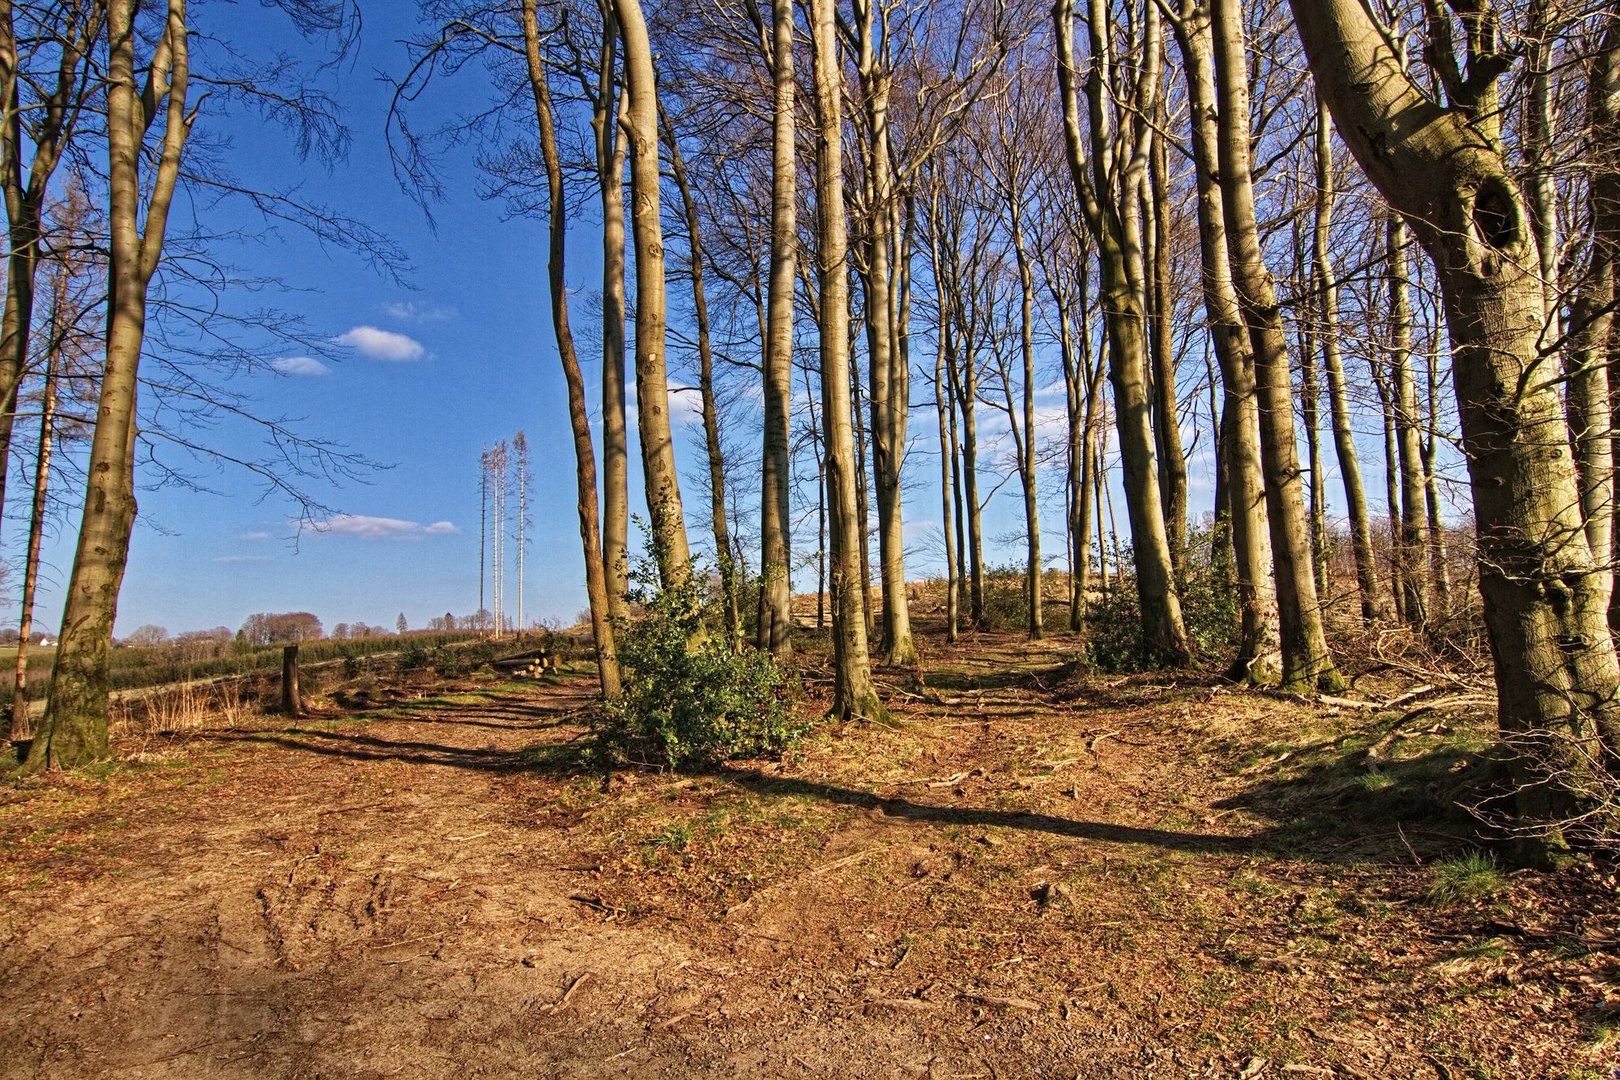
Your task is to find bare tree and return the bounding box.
[1289,0,1620,833]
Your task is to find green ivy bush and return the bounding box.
[1082,528,1239,672]
[596,564,804,770]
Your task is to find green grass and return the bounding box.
[1428,851,1505,905]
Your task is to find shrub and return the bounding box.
[596,565,804,770]
[979,563,1031,632]
[1081,529,1239,673]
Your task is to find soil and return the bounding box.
[0,632,1615,1078]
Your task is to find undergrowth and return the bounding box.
[594,556,805,770]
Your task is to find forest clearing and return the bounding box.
[5,0,1620,1076]
[0,627,1615,1078]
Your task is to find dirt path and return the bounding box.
[0,639,1613,1078]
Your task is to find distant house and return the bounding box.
[36,636,56,647]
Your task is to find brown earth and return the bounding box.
[0,633,1615,1078]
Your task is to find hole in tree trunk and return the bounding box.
[1473,181,1519,252]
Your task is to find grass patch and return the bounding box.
[1428,851,1504,905]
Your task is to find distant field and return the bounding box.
[0,632,499,706]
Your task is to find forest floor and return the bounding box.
[0,630,1616,1078]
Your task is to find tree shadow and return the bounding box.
[210,728,533,773]
[1214,739,1495,862]
[715,767,1253,855]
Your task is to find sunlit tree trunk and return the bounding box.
[1312,97,1385,623]
[522,0,619,696]
[1164,0,1279,682]
[1290,0,1620,831]
[1210,0,1342,692]
[756,0,797,659]
[617,0,690,587]
[1054,0,1191,664]
[1387,214,1432,631]
[0,0,100,539]
[1145,108,1187,574]
[853,3,916,665]
[9,256,63,743]
[661,110,739,640]
[811,0,883,720]
[592,12,631,622]
[25,0,189,772]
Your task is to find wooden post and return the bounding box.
[281,644,302,717]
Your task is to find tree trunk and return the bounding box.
[1146,108,1187,575]
[811,0,883,721]
[0,0,99,541]
[1054,0,1191,665]
[26,0,190,772]
[1295,222,1328,596]
[854,12,916,666]
[9,262,61,743]
[1289,0,1620,833]
[522,0,620,697]
[1387,214,1433,631]
[593,18,631,623]
[1211,0,1342,692]
[660,109,739,641]
[617,0,690,588]
[756,0,797,659]
[1006,182,1044,641]
[1312,96,1385,623]
[1164,0,1279,682]
[281,645,303,717]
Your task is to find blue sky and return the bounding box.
[3,2,1437,642]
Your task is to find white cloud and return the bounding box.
[334,326,426,362]
[236,530,270,541]
[667,382,705,426]
[271,355,330,376]
[383,300,457,323]
[311,514,456,540]
[216,555,271,564]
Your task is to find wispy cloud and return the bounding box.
[667,382,706,426]
[334,326,426,362]
[311,514,456,540]
[216,555,271,564]
[383,300,457,323]
[271,355,330,377]
[236,530,270,541]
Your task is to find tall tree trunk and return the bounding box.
[593,16,631,622]
[25,0,190,772]
[1422,352,1454,610]
[811,0,883,721]
[0,0,99,541]
[1312,96,1385,623]
[1146,108,1187,574]
[1388,214,1432,631]
[1054,0,1192,665]
[522,0,619,697]
[1211,0,1342,692]
[1289,0,1620,833]
[854,9,916,665]
[660,109,739,641]
[9,260,62,743]
[1295,219,1328,597]
[952,330,986,625]
[1373,364,1408,624]
[617,0,690,588]
[1164,0,1280,682]
[1570,12,1620,624]
[1006,180,1044,640]
[756,0,797,659]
